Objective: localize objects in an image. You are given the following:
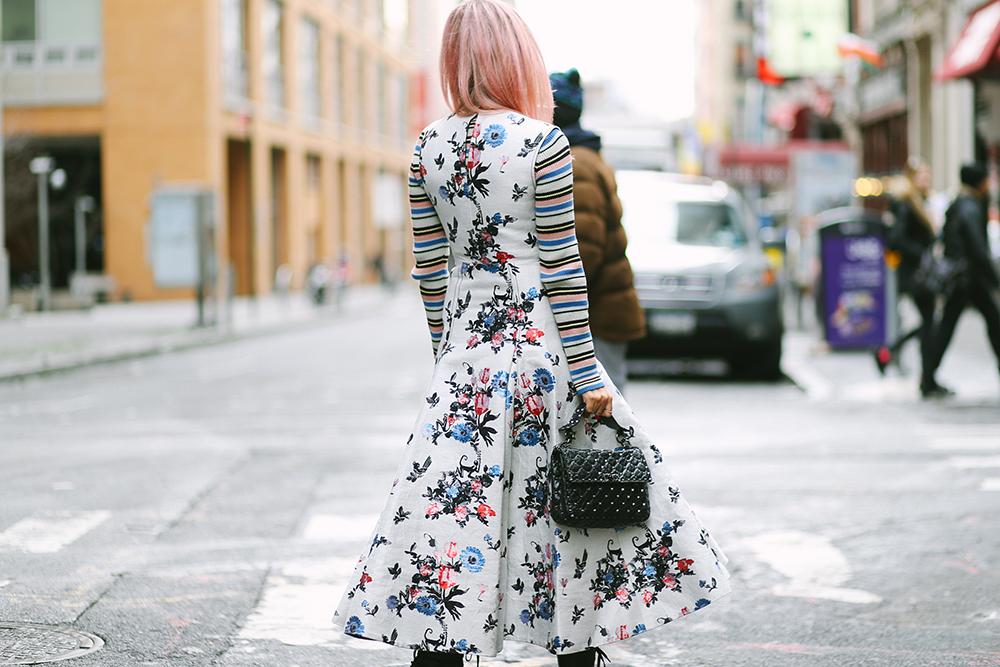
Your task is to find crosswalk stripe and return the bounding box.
[0,511,111,553]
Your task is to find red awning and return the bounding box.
[938,0,1000,80]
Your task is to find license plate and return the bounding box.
[648,311,696,335]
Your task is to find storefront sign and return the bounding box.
[820,223,887,349]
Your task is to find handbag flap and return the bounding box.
[554,446,651,484]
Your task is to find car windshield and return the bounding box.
[619,183,748,248]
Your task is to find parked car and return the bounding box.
[618,171,784,379]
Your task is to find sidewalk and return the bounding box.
[781,297,1000,404]
[0,285,405,382]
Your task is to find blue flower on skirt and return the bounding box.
[386,595,399,611]
[345,615,364,634]
[695,598,711,610]
[633,624,646,634]
[533,368,555,393]
[538,601,551,620]
[415,596,438,616]
[518,428,540,447]
[492,371,509,391]
[662,521,674,534]
[519,609,531,624]
[421,423,435,438]
[491,212,503,225]
[527,287,539,299]
[644,564,656,577]
[439,185,448,198]
[452,422,474,442]
[455,639,469,651]
[446,484,460,499]
[489,464,501,477]
[460,546,485,573]
[484,124,507,147]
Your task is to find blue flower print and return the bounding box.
[644,564,656,577]
[421,423,435,438]
[519,609,531,624]
[484,124,507,147]
[492,371,510,392]
[633,624,647,635]
[533,368,555,393]
[553,637,562,650]
[484,534,492,542]
[484,314,496,327]
[489,465,501,478]
[662,521,674,534]
[386,595,399,611]
[518,428,540,447]
[455,639,469,651]
[452,422,474,442]
[446,484,460,499]
[603,572,614,584]
[415,596,438,616]
[527,287,539,299]
[345,615,364,634]
[491,212,503,225]
[461,546,485,573]
[439,185,448,198]
[538,601,551,620]
[695,598,711,610]
[552,547,561,568]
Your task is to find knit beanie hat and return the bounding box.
[960,163,988,188]
[550,69,583,128]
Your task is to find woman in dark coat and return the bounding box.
[876,157,941,390]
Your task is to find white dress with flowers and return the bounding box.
[333,111,731,657]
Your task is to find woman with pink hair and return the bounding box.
[333,2,730,665]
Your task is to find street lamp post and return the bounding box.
[0,66,8,317]
[29,156,55,311]
[75,195,95,277]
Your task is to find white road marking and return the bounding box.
[301,514,379,542]
[947,456,1000,469]
[744,530,882,604]
[0,511,111,553]
[980,478,1000,491]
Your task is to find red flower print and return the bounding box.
[520,373,532,389]
[479,368,491,385]
[447,416,457,428]
[642,589,653,605]
[525,510,535,524]
[546,569,555,590]
[455,174,463,184]
[475,392,490,415]
[472,124,481,138]
[657,546,670,557]
[677,559,693,572]
[454,505,468,521]
[594,593,603,608]
[492,333,503,347]
[525,394,544,416]
[525,328,544,342]
[360,572,372,586]
[497,252,513,263]
[458,393,470,404]
[467,335,479,347]
[445,542,458,559]
[477,504,495,519]
[420,564,432,576]
[466,146,481,169]
[439,565,457,590]
[517,310,525,321]
[507,308,516,318]
[471,480,482,492]
[426,503,440,516]
[662,574,677,588]
[680,607,690,616]
[616,625,629,641]
[615,587,629,603]
[409,587,419,597]
[419,164,427,178]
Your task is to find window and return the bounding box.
[375,61,386,133]
[333,35,345,125]
[2,0,101,43]
[221,0,248,100]
[355,47,366,130]
[299,17,321,120]
[263,0,285,110]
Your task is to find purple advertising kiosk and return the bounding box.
[816,208,895,350]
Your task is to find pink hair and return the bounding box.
[439,0,554,123]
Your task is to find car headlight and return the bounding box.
[731,266,776,292]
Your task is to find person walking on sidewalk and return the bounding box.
[921,163,1000,398]
[332,2,731,666]
[874,156,937,376]
[549,69,646,394]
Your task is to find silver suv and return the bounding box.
[617,171,783,379]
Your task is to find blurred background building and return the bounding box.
[1,0,440,306]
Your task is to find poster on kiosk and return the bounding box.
[818,209,892,350]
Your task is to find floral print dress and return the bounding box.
[333,111,731,657]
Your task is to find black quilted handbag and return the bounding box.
[549,404,652,529]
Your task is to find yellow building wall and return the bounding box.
[102,0,214,301]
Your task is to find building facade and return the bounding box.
[2,0,421,304]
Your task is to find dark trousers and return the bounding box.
[890,288,936,370]
[924,283,1000,382]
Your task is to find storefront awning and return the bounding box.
[938,0,1000,80]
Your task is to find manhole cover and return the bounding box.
[0,623,104,665]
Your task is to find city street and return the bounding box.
[2,294,1000,667]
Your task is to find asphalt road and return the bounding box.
[1,294,999,667]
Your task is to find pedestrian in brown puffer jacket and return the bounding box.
[550,69,646,393]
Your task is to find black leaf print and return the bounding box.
[512,183,528,201]
[517,132,543,158]
[392,507,411,524]
[426,392,440,408]
[365,604,379,617]
[434,153,445,169]
[649,443,664,464]
[387,563,402,579]
[407,457,432,482]
[511,578,525,594]
[571,605,585,624]
[524,231,537,247]
[574,550,588,579]
[483,614,498,633]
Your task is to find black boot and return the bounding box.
[557,647,610,667]
[410,650,463,667]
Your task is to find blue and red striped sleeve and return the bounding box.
[409,130,449,356]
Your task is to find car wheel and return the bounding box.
[730,338,783,381]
